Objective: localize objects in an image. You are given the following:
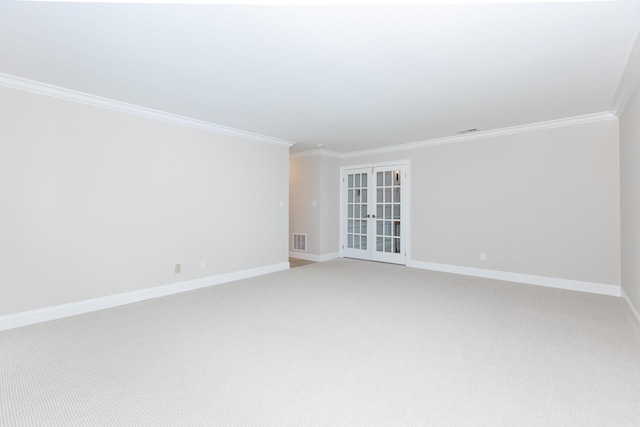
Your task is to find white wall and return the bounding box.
[620,81,640,314]
[0,86,290,317]
[290,154,321,255]
[289,152,340,258]
[318,154,341,255]
[341,119,621,286]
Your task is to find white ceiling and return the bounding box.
[1,1,639,153]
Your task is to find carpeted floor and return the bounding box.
[2,258,640,426]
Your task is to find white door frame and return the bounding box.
[339,160,411,265]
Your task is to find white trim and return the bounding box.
[290,114,615,160]
[0,73,295,148]
[337,112,615,159]
[24,0,624,4]
[289,149,341,158]
[611,30,640,116]
[621,288,640,331]
[0,262,289,331]
[341,159,412,170]
[289,251,340,262]
[407,260,620,297]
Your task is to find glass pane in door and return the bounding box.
[375,167,402,255]
[346,171,368,250]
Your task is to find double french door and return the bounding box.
[342,164,407,265]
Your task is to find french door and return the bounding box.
[342,164,407,265]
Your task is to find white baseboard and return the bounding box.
[0,261,290,332]
[621,288,640,331]
[407,260,620,297]
[289,251,340,262]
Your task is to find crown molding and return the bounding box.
[340,112,616,159]
[611,29,640,116]
[289,148,342,158]
[0,73,296,148]
[2,72,616,155]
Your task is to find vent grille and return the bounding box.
[292,234,307,251]
[458,128,478,134]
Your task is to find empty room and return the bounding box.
[2,0,640,425]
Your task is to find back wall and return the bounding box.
[340,118,621,287]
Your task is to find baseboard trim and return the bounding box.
[289,251,340,262]
[621,288,640,332]
[0,261,290,331]
[407,260,620,297]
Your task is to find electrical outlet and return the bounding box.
[480,253,486,261]
[200,260,206,270]
[175,264,181,273]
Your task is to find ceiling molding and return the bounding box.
[289,149,341,159]
[611,29,640,116]
[340,112,616,159]
[0,73,296,148]
[0,71,617,156]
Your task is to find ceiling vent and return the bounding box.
[458,128,479,134]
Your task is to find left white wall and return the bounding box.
[0,86,290,317]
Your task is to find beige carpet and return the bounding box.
[2,258,640,426]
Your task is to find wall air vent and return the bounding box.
[292,233,307,251]
[458,128,479,134]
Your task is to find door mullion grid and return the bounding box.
[372,166,404,262]
[344,169,369,256]
[343,164,406,264]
